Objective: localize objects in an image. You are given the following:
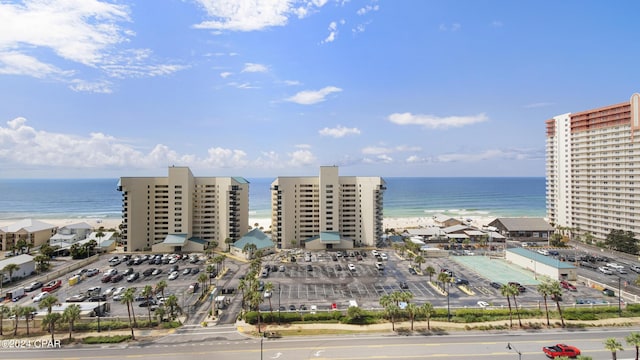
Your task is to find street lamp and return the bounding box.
[506,342,522,360]
[278,283,282,325]
[446,280,451,322]
[618,276,622,317]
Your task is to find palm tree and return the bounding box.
[62,304,81,340]
[420,302,435,330]
[549,280,565,327]
[379,294,400,331]
[39,295,59,315]
[604,337,624,360]
[0,304,8,336]
[625,332,640,360]
[242,243,257,259]
[238,278,248,311]
[437,271,450,292]
[413,255,425,271]
[405,303,418,331]
[213,255,225,275]
[39,295,59,336]
[142,285,154,326]
[11,306,21,335]
[165,294,181,320]
[206,264,216,286]
[198,272,208,295]
[537,279,552,326]
[121,287,137,340]
[511,286,523,328]
[154,305,167,324]
[500,284,517,328]
[2,263,20,283]
[264,282,274,315]
[41,313,61,342]
[21,305,36,335]
[225,237,233,252]
[425,266,436,282]
[156,280,168,300]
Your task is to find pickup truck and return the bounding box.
[42,279,62,292]
[543,344,581,358]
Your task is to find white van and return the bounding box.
[348,300,358,308]
[375,262,384,271]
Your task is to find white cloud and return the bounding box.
[288,149,316,166]
[319,125,360,138]
[388,112,488,129]
[356,4,379,15]
[242,62,268,73]
[321,21,339,44]
[435,148,538,163]
[283,79,300,86]
[439,22,461,32]
[193,0,329,31]
[362,145,421,155]
[0,118,336,174]
[491,20,503,28]
[69,79,113,94]
[0,0,182,88]
[286,86,342,105]
[220,71,233,78]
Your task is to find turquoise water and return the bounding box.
[0,177,546,220]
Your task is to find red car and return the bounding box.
[42,280,62,292]
[543,344,581,358]
[560,281,577,291]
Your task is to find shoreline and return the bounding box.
[0,215,505,233]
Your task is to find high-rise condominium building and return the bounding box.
[546,93,640,242]
[118,166,249,252]
[270,166,385,250]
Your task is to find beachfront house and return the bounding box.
[0,219,57,257]
[230,228,275,259]
[488,218,554,245]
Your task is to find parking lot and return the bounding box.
[15,254,211,318]
[11,245,636,321]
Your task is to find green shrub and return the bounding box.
[83,335,131,344]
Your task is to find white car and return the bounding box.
[347,263,356,272]
[371,250,379,257]
[598,266,614,275]
[112,287,126,297]
[477,301,490,308]
[537,249,550,256]
[380,253,388,261]
[33,291,50,302]
[264,291,272,298]
[606,262,624,270]
[168,271,179,280]
[103,287,117,296]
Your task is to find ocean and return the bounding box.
[0,177,546,221]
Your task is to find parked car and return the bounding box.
[143,268,155,276]
[168,271,179,280]
[127,272,140,282]
[489,282,502,289]
[306,265,313,272]
[560,281,577,291]
[152,268,163,276]
[399,281,409,289]
[86,268,99,277]
[603,288,615,297]
[606,262,624,270]
[112,287,126,297]
[103,287,117,296]
[347,263,356,272]
[33,291,50,302]
[110,273,124,283]
[631,265,640,273]
[598,266,614,275]
[477,301,489,308]
[580,261,598,269]
[24,281,43,292]
[182,268,191,275]
[42,280,62,292]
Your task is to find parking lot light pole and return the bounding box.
[278,284,281,325]
[446,280,451,322]
[618,276,622,317]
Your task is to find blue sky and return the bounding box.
[1,0,639,179]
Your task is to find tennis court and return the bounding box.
[451,255,541,286]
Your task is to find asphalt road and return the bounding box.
[1,327,637,359]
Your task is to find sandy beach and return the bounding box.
[0,216,496,233]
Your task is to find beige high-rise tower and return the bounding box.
[118,166,249,252]
[270,166,385,250]
[546,93,640,242]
